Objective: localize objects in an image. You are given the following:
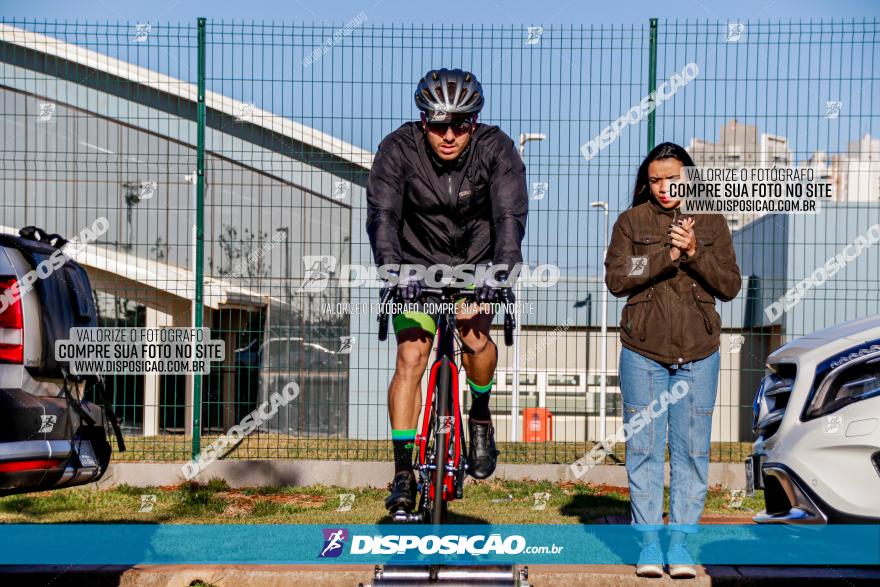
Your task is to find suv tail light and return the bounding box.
[0,277,24,364]
[0,459,62,473]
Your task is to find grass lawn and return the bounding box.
[0,478,762,525]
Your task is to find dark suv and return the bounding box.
[0,228,123,496]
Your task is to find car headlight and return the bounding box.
[804,343,880,420]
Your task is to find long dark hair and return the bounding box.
[630,142,696,208]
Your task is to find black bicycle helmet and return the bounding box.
[414,68,484,121]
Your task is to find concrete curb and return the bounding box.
[98,460,746,489]
[97,460,747,489]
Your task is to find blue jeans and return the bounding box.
[618,346,720,533]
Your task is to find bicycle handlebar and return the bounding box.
[377,286,516,346]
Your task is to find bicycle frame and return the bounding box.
[378,286,515,524]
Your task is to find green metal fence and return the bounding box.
[0,17,878,466]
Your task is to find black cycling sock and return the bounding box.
[467,377,494,421]
[392,428,416,474]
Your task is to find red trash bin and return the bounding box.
[522,408,553,442]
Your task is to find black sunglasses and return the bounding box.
[424,117,475,136]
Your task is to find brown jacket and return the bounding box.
[605,199,742,365]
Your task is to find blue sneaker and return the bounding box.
[667,542,697,578]
[636,541,664,578]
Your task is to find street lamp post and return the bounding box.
[511,132,545,443]
[518,133,547,157]
[275,227,289,300]
[590,201,609,442]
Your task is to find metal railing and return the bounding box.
[0,17,877,465]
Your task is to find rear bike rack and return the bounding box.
[361,564,530,586]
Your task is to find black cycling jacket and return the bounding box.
[366,121,528,271]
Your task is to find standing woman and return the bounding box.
[604,143,741,578]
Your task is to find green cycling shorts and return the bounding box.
[392,284,480,336]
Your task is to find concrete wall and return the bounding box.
[97,459,748,490]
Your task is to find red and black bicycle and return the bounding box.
[378,286,515,524]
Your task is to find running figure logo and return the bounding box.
[333,181,351,200]
[138,494,157,513]
[38,103,56,122]
[825,415,843,434]
[532,492,550,510]
[438,416,454,434]
[726,22,745,42]
[133,23,151,43]
[299,255,338,293]
[728,334,745,354]
[825,101,843,119]
[235,102,255,122]
[628,256,648,277]
[337,336,355,355]
[525,26,544,45]
[530,181,548,201]
[319,528,349,558]
[336,494,356,512]
[38,415,57,433]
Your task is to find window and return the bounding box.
[545,390,621,415]
[545,395,587,415]
[587,374,620,387]
[504,373,537,386]
[549,373,580,386]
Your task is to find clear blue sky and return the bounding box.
[2,0,878,24]
[3,0,879,275]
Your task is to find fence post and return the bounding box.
[647,18,658,151]
[192,17,207,460]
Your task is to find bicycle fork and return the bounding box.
[420,360,462,494]
[417,321,465,517]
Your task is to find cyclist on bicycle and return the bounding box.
[366,68,528,513]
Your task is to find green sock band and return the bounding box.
[467,377,494,394]
[391,428,417,440]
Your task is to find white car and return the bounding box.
[750,314,880,523]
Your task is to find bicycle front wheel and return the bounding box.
[429,357,451,525]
